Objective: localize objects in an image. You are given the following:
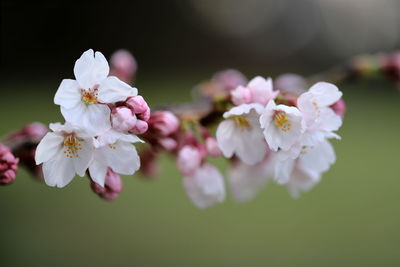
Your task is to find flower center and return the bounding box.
[274,110,291,132]
[312,101,321,117]
[233,116,252,129]
[63,134,83,158]
[81,88,98,105]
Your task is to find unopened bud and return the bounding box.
[231,86,252,105]
[205,137,222,157]
[330,98,346,118]
[129,119,148,135]
[212,69,247,92]
[90,169,123,201]
[158,137,177,151]
[111,107,137,132]
[109,49,137,84]
[148,111,180,136]
[0,144,19,185]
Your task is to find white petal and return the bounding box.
[307,82,342,107]
[316,108,342,132]
[235,128,266,165]
[98,76,137,103]
[274,158,295,184]
[35,132,64,164]
[183,164,225,209]
[286,168,320,199]
[61,103,111,136]
[299,140,336,175]
[42,154,76,188]
[105,142,140,175]
[216,120,236,158]
[223,103,263,118]
[54,79,81,109]
[88,156,108,187]
[73,49,109,89]
[72,138,94,177]
[228,160,272,203]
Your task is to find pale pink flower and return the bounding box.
[177,145,203,176]
[231,76,279,106]
[217,104,267,165]
[260,100,305,152]
[183,163,225,209]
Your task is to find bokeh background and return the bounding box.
[1,0,400,266]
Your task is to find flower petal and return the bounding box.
[35,132,64,164]
[216,120,236,158]
[73,138,94,177]
[98,76,137,103]
[54,79,81,109]
[105,142,140,175]
[183,163,225,209]
[88,155,108,187]
[42,154,76,188]
[74,49,109,89]
[61,103,111,136]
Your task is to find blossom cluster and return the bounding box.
[140,70,345,208]
[1,49,348,208]
[34,49,149,193]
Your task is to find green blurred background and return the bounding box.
[2,0,400,266]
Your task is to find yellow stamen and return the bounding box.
[232,116,252,129]
[274,110,291,132]
[63,135,83,158]
[81,88,98,105]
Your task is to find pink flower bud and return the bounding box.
[111,106,137,132]
[139,108,151,122]
[212,69,247,92]
[148,111,180,136]
[90,169,123,201]
[274,73,307,95]
[158,137,177,151]
[330,98,346,118]
[230,85,252,105]
[205,137,222,157]
[126,95,149,115]
[177,145,202,176]
[109,49,137,84]
[9,122,48,141]
[129,119,148,135]
[0,144,19,185]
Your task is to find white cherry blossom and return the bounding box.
[54,49,137,135]
[231,76,279,106]
[89,130,143,187]
[297,82,343,145]
[216,103,267,165]
[228,155,275,202]
[183,163,225,209]
[274,139,336,197]
[260,100,305,152]
[35,122,95,188]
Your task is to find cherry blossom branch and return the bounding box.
[1,49,399,208]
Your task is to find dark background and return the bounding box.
[3,0,400,81]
